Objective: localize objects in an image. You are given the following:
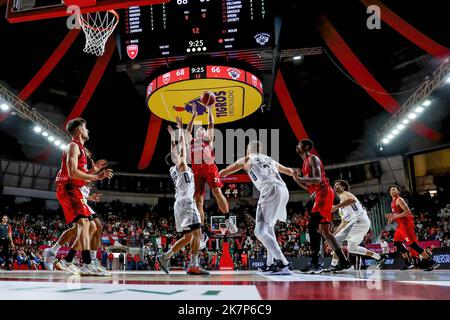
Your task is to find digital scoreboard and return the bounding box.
[120,0,274,61]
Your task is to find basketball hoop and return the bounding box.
[219,223,228,236]
[78,10,119,56]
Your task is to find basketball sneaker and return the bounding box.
[323,264,354,273]
[93,259,112,276]
[424,260,440,272]
[259,263,277,273]
[225,218,238,233]
[376,254,388,269]
[81,263,104,276]
[43,248,56,270]
[56,260,81,275]
[271,261,293,275]
[300,262,323,274]
[187,266,210,275]
[157,255,170,275]
[401,262,414,270]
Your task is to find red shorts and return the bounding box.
[311,185,334,223]
[192,164,223,197]
[394,217,418,244]
[56,184,92,225]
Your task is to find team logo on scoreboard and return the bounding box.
[254,33,271,46]
[227,68,241,80]
[162,72,171,84]
[251,75,258,87]
[146,83,154,97]
[126,45,139,60]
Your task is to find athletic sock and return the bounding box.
[90,250,97,261]
[65,248,77,263]
[82,250,92,265]
[190,255,199,267]
[51,243,62,253]
[164,249,174,260]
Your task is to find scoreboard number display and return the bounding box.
[120,0,274,61]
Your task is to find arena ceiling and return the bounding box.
[0,0,449,173]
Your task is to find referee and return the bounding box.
[0,215,14,270]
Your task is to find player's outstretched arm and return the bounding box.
[275,162,295,176]
[176,116,188,171]
[219,157,249,177]
[292,169,308,190]
[205,104,214,141]
[332,192,357,211]
[186,104,198,135]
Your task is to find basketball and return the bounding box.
[200,91,215,106]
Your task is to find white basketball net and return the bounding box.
[78,10,119,56]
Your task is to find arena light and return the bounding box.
[402,119,410,125]
[42,131,49,137]
[60,144,67,151]
[387,134,394,139]
[396,124,406,130]
[382,138,390,144]
[446,75,450,84]
[407,112,418,120]
[415,106,425,113]
[0,103,10,112]
[48,135,55,142]
[293,55,303,61]
[54,140,61,146]
[33,125,42,133]
[422,99,432,107]
[392,129,400,135]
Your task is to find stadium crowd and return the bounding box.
[1,189,449,271]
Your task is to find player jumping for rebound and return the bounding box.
[185,94,237,234]
[386,185,439,271]
[157,116,210,275]
[323,180,386,272]
[294,139,351,273]
[220,141,295,275]
[55,118,113,276]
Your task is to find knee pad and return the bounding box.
[394,241,407,253]
[409,242,424,255]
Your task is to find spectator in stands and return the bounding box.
[0,215,14,270]
[134,254,140,270]
[119,252,125,270]
[108,252,114,270]
[126,252,133,270]
[101,249,108,268]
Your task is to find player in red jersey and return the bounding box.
[386,185,439,271]
[293,139,351,273]
[184,100,238,235]
[55,118,113,275]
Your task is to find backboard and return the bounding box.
[6,0,169,23]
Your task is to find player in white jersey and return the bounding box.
[323,180,386,272]
[220,141,295,275]
[157,116,209,275]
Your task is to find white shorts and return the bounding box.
[174,196,201,233]
[335,214,371,244]
[256,184,289,227]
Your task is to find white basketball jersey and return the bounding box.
[80,185,90,199]
[170,165,195,199]
[339,194,367,222]
[246,154,286,191]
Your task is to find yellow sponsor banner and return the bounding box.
[147,78,263,125]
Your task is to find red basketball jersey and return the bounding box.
[301,153,330,195]
[191,138,215,166]
[391,195,413,222]
[55,139,88,187]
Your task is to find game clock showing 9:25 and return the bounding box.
[120,0,274,61]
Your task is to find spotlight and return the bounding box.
[382,138,390,144]
[293,55,303,61]
[0,103,10,112]
[446,75,450,84]
[422,99,432,107]
[396,124,405,130]
[407,112,417,119]
[60,144,66,151]
[387,134,394,139]
[48,136,55,142]
[415,106,425,113]
[54,140,61,146]
[392,129,400,135]
[402,119,410,125]
[42,131,49,137]
[33,126,42,133]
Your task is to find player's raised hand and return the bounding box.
[93,159,108,172]
[97,168,114,180]
[167,125,175,135]
[89,193,102,202]
[385,214,394,224]
[176,116,183,129]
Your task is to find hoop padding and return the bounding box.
[78,9,119,56]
